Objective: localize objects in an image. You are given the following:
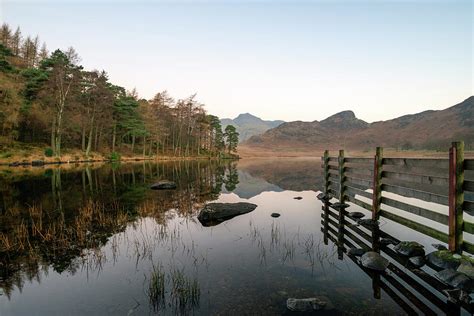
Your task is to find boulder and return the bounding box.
[394,241,425,257]
[197,202,257,227]
[360,251,389,271]
[271,213,281,218]
[457,260,474,278]
[426,250,462,270]
[409,256,426,268]
[286,297,326,312]
[435,269,474,292]
[150,180,177,190]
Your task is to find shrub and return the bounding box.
[44,148,53,157]
[109,151,121,161]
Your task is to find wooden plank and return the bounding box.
[339,150,346,204]
[463,221,474,235]
[382,170,448,187]
[323,150,329,195]
[346,176,373,188]
[462,241,474,254]
[464,180,474,192]
[379,209,449,243]
[345,166,373,177]
[344,157,373,164]
[464,200,474,214]
[345,185,373,200]
[382,177,448,196]
[345,194,372,212]
[328,164,338,170]
[382,183,449,206]
[382,158,448,170]
[328,157,338,162]
[464,159,474,171]
[381,196,449,225]
[449,141,464,253]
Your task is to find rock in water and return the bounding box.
[348,212,365,219]
[286,298,326,312]
[409,256,426,268]
[348,248,366,256]
[360,252,389,271]
[394,241,425,257]
[294,197,303,200]
[432,243,448,251]
[357,219,379,229]
[271,213,281,218]
[457,260,474,278]
[150,180,177,190]
[435,269,474,292]
[380,238,398,246]
[197,203,257,227]
[317,193,331,202]
[443,289,472,304]
[426,250,462,270]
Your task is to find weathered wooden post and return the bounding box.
[448,141,464,253]
[338,149,346,203]
[323,150,329,195]
[372,147,383,220]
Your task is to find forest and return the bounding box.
[0,23,239,160]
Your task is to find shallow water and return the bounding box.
[0,159,469,315]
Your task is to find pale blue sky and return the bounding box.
[1,0,472,122]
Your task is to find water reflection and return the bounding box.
[0,158,410,315]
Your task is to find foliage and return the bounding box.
[44,147,53,157]
[109,151,121,161]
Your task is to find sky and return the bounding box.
[1,0,472,122]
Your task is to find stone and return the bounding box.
[360,251,390,271]
[271,213,281,218]
[286,297,326,312]
[317,193,331,202]
[394,241,425,257]
[197,202,257,227]
[31,160,45,166]
[347,248,366,256]
[409,256,426,268]
[150,180,177,190]
[426,250,462,270]
[348,211,365,219]
[435,269,474,292]
[332,202,350,210]
[294,197,303,200]
[432,244,448,251]
[357,219,379,229]
[457,260,474,279]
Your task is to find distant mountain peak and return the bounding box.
[221,113,285,141]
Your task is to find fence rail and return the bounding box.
[321,141,474,254]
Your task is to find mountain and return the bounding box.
[221,113,285,141]
[245,96,474,151]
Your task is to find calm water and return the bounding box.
[0,159,468,315]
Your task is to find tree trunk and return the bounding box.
[86,115,95,156]
[112,124,116,152]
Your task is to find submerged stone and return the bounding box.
[357,219,379,229]
[348,211,365,219]
[380,238,398,246]
[426,250,462,270]
[332,202,350,210]
[394,241,425,257]
[317,193,331,202]
[360,251,389,271]
[271,213,281,218]
[286,297,326,312]
[197,202,257,227]
[409,256,426,268]
[348,248,366,256]
[150,180,177,190]
[443,289,472,304]
[294,197,303,200]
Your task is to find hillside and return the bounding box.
[221,113,284,141]
[246,96,474,151]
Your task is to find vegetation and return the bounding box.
[0,23,238,160]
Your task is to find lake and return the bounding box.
[0,158,470,315]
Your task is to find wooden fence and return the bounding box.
[321,141,474,254]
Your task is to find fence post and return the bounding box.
[338,150,346,203]
[449,141,464,253]
[372,147,383,220]
[323,150,329,195]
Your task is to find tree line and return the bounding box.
[0,23,239,159]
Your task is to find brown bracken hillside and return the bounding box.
[245,96,474,151]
